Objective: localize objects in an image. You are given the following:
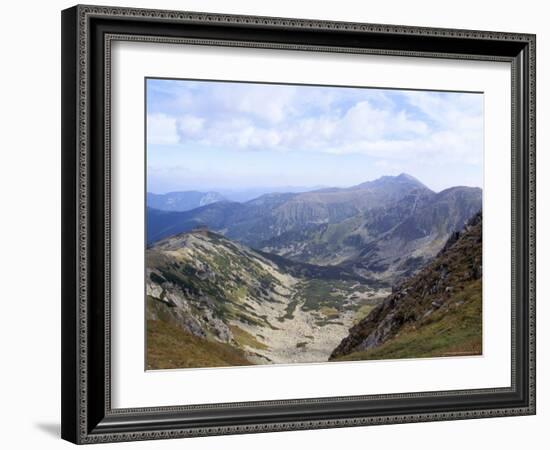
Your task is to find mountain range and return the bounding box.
[146,190,226,212]
[147,174,482,282]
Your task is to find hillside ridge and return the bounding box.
[330,210,482,361]
[146,229,389,368]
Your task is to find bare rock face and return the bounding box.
[329,211,482,360]
[146,279,210,340]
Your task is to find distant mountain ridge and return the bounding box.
[146,174,482,282]
[219,185,329,202]
[147,190,226,212]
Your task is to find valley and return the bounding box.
[146,229,389,367]
[145,174,482,369]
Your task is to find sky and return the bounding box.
[146,78,483,194]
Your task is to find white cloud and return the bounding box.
[216,84,298,124]
[147,113,179,145]
[148,84,483,167]
[177,115,205,138]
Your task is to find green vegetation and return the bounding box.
[151,245,276,325]
[233,286,248,302]
[319,306,339,318]
[353,303,375,324]
[149,271,166,285]
[299,279,375,314]
[315,318,344,327]
[333,279,482,361]
[147,296,176,323]
[300,279,346,311]
[278,298,299,322]
[146,319,251,369]
[229,325,268,350]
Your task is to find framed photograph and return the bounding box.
[61,5,536,444]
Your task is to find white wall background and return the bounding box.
[0,0,545,448]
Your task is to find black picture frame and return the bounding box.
[61,4,536,444]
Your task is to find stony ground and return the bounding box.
[234,287,390,365]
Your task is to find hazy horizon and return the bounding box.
[147,79,483,194]
[146,172,482,198]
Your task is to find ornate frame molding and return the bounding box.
[61,5,536,444]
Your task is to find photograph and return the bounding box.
[145,78,484,370]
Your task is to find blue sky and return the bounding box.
[146,78,483,194]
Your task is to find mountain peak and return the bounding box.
[355,173,428,191]
[396,172,420,182]
[384,172,424,186]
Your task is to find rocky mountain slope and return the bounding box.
[146,229,388,368]
[147,174,481,282]
[330,211,482,361]
[147,190,225,212]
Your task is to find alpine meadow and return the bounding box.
[145,78,483,369]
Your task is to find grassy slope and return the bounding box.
[146,319,251,370]
[334,279,481,361]
[229,324,268,351]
